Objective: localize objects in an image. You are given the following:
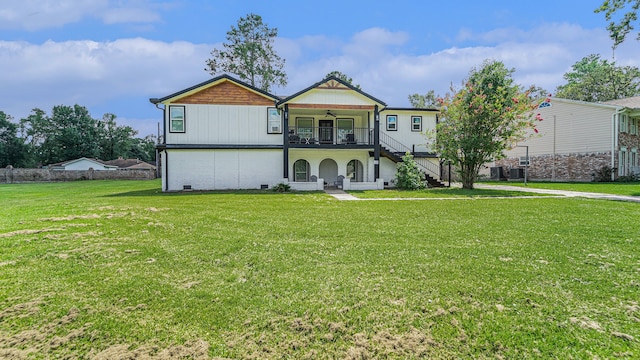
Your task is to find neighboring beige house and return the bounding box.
[49,157,118,171]
[494,97,640,181]
[150,75,442,191]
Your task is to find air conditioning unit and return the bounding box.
[519,156,530,166]
[490,167,506,180]
[510,168,524,179]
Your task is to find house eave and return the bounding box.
[150,74,280,105]
[276,75,387,108]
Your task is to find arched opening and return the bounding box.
[319,158,338,186]
[347,159,363,182]
[293,159,310,182]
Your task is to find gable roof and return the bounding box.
[546,97,622,110]
[103,158,156,169]
[149,74,279,105]
[276,76,387,108]
[49,157,117,169]
[602,96,640,109]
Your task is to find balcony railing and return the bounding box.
[287,127,373,146]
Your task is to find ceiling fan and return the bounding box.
[325,110,337,117]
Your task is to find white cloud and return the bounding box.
[3,22,640,137]
[283,23,635,107]
[0,0,163,30]
[0,38,212,122]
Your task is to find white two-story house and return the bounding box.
[150,75,442,191]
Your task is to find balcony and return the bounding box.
[287,127,373,147]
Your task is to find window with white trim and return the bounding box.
[630,117,638,135]
[411,116,422,132]
[169,106,185,133]
[619,114,628,133]
[619,146,628,176]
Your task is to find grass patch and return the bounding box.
[1,180,639,358]
[482,181,640,196]
[348,187,550,199]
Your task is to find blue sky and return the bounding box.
[1,0,638,137]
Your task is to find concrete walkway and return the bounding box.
[325,184,640,203]
[324,188,360,201]
[474,183,640,203]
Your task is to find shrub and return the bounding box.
[395,152,426,190]
[616,173,640,182]
[593,165,615,182]
[271,182,291,192]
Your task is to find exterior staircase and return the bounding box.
[379,133,446,188]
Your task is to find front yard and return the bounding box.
[1,180,638,358]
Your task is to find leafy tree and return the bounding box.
[206,13,287,92]
[128,135,157,163]
[20,105,99,164]
[20,108,54,166]
[50,105,101,163]
[326,71,361,89]
[19,105,154,166]
[0,111,30,168]
[98,113,137,161]
[433,60,542,189]
[554,54,640,102]
[395,152,425,190]
[595,0,640,49]
[408,90,441,108]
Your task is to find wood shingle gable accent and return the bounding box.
[175,81,275,106]
[150,74,278,106]
[317,79,351,90]
[276,75,387,108]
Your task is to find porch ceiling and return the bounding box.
[288,107,369,117]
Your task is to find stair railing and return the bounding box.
[379,132,441,180]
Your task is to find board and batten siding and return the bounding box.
[505,100,615,158]
[162,149,283,191]
[291,89,375,107]
[380,110,436,153]
[165,104,281,145]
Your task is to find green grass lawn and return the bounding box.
[482,180,640,196]
[1,180,639,359]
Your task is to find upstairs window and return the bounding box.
[267,107,282,134]
[630,117,638,135]
[337,118,354,143]
[296,117,314,139]
[619,114,628,133]
[386,115,397,131]
[411,116,422,132]
[169,106,185,133]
